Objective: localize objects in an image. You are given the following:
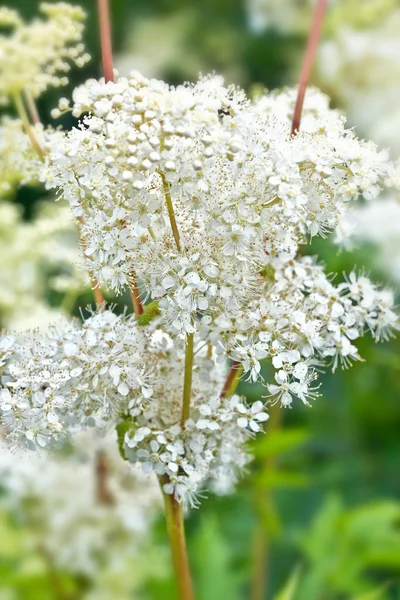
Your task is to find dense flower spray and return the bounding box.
[0,1,399,598]
[0,430,160,583]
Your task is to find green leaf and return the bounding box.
[253,429,310,459]
[255,494,282,536]
[274,565,302,600]
[115,417,135,461]
[352,583,390,600]
[192,514,245,600]
[136,301,160,326]
[254,470,309,489]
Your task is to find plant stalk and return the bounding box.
[291,0,327,136]
[220,360,243,398]
[128,270,144,317]
[251,401,283,600]
[13,92,44,161]
[159,170,182,252]
[77,217,105,306]
[97,0,114,82]
[160,475,195,600]
[181,332,194,425]
[95,451,114,505]
[24,89,40,125]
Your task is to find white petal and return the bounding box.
[118,381,130,396]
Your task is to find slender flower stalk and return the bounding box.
[14,87,105,309]
[220,360,243,398]
[291,0,327,136]
[13,92,44,160]
[97,0,114,83]
[96,0,143,316]
[181,332,194,425]
[160,475,195,600]
[77,216,105,306]
[251,402,283,600]
[39,546,71,600]
[95,451,114,505]
[24,89,41,125]
[128,270,144,317]
[160,170,182,252]
[91,284,105,306]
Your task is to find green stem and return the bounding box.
[251,402,283,600]
[159,170,182,252]
[38,546,70,600]
[147,225,156,240]
[24,89,40,124]
[160,475,195,600]
[60,287,79,315]
[13,92,44,161]
[181,332,194,425]
[220,360,243,398]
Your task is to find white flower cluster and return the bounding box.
[0,311,268,503]
[246,0,313,33]
[44,77,398,343]
[317,8,400,154]
[0,2,89,103]
[1,2,399,506]
[0,118,39,196]
[0,430,160,577]
[345,197,400,283]
[0,200,86,329]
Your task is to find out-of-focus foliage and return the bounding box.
[1,0,400,599]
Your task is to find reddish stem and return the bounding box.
[97,0,114,82]
[92,284,105,306]
[220,360,241,398]
[291,0,327,136]
[128,271,144,317]
[96,0,145,319]
[95,451,114,505]
[77,216,105,306]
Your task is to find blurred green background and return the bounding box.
[1,1,400,599]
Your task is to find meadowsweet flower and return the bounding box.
[0,310,269,504]
[0,430,160,578]
[0,3,89,103]
[0,3,398,508]
[44,78,396,343]
[0,201,85,329]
